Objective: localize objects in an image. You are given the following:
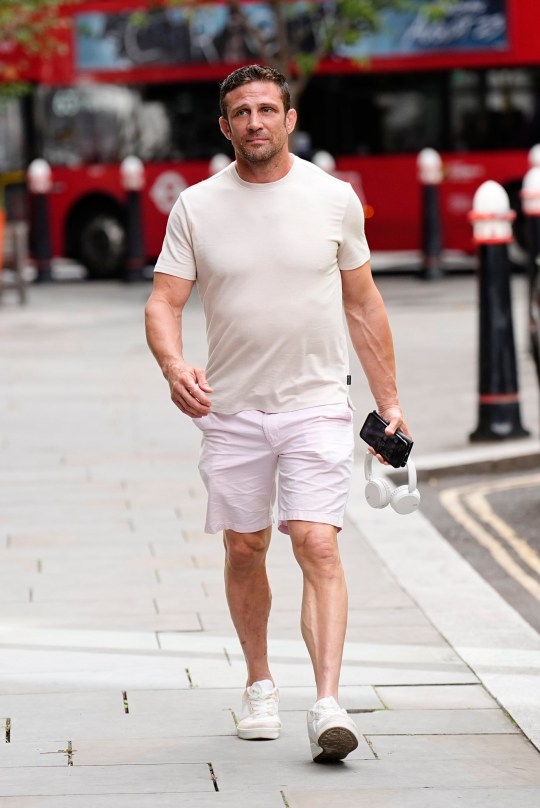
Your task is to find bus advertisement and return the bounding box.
[1,0,538,277]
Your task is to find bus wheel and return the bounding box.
[79,214,126,279]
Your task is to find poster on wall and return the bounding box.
[75,0,507,71]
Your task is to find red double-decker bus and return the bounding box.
[1,0,537,276]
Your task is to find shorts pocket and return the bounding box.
[319,403,353,422]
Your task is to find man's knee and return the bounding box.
[289,522,341,572]
[224,528,271,572]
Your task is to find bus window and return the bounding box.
[450,68,537,151]
[374,87,442,154]
[36,85,142,165]
[0,99,26,172]
[141,83,224,160]
[36,82,225,165]
[299,73,445,157]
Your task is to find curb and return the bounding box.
[402,441,540,481]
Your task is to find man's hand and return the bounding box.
[368,405,412,466]
[167,363,213,418]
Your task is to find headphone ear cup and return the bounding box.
[390,485,421,515]
[365,478,392,509]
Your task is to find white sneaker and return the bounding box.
[307,696,359,762]
[236,679,281,740]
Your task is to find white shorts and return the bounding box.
[192,403,354,535]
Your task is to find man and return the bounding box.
[145,64,410,763]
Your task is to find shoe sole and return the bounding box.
[237,727,281,740]
[312,727,358,762]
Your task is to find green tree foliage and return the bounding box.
[0,0,71,96]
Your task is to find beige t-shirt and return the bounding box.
[154,156,370,414]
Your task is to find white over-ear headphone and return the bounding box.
[364,452,421,515]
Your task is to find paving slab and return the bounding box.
[28,583,213,606]
[217,752,540,790]
[0,794,285,808]
[0,762,214,796]
[63,728,374,767]
[0,690,236,743]
[374,684,499,710]
[0,741,75,769]
[0,585,31,603]
[0,627,160,652]
[0,649,200,690]
[0,604,202,633]
[339,624,453,646]
[284,786,540,808]
[356,707,519,735]
[367,733,540,760]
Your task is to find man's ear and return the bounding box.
[285,108,297,134]
[219,116,232,140]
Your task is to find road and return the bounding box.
[420,466,540,633]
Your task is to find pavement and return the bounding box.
[0,270,539,807]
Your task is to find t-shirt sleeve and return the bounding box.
[338,186,371,271]
[153,196,197,280]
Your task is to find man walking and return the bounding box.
[145,64,410,762]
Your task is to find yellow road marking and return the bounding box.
[465,487,540,577]
[439,474,540,602]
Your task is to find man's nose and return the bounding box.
[247,113,262,129]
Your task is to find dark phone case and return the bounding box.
[359,411,413,468]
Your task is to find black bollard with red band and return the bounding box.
[417,148,444,280]
[120,156,146,283]
[28,159,53,283]
[468,181,529,441]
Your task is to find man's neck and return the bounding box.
[235,152,294,184]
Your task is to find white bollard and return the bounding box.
[27,158,53,195]
[208,154,232,176]
[120,155,145,192]
[521,165,540,216]
[416,148,443,185]
[312,151,336,173]
[528,144,540,168]
[468,180,515,245]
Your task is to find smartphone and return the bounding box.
[359,411,413,468]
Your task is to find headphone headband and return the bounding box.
[364,451,417,492]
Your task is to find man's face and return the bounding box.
[219,81,296,165]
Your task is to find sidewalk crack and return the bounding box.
[207,761,219,792]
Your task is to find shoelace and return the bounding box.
[248,689,278,716]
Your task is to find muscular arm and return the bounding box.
[145,273,212,417]
[341,262,411,444]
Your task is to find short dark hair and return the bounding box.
[219,65,291,118]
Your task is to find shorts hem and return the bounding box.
[204,516,274,535]
[278,510,344,535]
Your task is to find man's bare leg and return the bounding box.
[223,526,273,685]
[288,520,348,701]
[288,520,358,761]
